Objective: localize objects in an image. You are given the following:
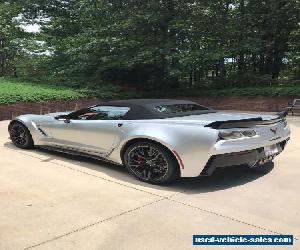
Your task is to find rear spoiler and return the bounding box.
[205,111,287,129]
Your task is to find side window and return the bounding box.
[155,104,209,113]
[69,106,130,120]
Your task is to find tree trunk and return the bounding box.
[238,54,245,73]
[259,53,265,74]
[159,0,175,81]
[220,58,226,77]
[237,0,245,74]
[272,44,284,79]
[251,54,257,73]
[0,37,4,76]
[264,49,273,75]
[215,64,219,77]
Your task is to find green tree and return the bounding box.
[0,1,24,76]
[13,0,300,87]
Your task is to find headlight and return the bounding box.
[218,130,256,140]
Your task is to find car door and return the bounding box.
[43,106,130,155]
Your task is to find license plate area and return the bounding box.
[264,144,279,157]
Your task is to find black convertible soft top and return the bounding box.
[99,99,215,120]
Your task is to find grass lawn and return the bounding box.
[1,77,299,105]
[0,77,126,105]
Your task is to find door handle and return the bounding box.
[118,123,123,127]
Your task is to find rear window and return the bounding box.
[154,104,209,114]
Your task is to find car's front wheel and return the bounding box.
[9,122,34,149]
[123,141,179,184]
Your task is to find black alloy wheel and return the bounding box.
[9,122,34,149]
[124,141,179,184]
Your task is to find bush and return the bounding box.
[226,73,273,87]
[0,77,133,105]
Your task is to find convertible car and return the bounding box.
[8,99,290,184]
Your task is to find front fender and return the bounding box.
[9,115,53,145]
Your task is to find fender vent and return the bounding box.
[37,127,47,136]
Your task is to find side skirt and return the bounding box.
[37,146,122,166]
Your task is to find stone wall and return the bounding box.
[0,98,102,121]
[0,96,297,120]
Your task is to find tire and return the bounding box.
[9,122,34,149]
[123,141,180,184]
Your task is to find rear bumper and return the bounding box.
[200,138,289,176]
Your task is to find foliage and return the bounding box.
[0,1,24,76]
[0,0,299,94]
[145,85,300,97]
[0,77,129,104]
[1,77,299,106]
[286,28,300,79]
[196,86,300,97]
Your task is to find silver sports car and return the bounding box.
[8,99,290,184]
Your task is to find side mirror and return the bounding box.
[55,115,71,123]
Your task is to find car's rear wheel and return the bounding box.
[9,122,34,149]
[123,141,179,184]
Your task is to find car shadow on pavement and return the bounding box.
[180,163,274,194]
[4,142,274,194]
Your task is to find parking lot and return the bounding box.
[0,116,299,250]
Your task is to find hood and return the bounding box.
[44,111,71,117]
[15,111,71,124]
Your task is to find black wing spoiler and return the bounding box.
[205,111,287,129]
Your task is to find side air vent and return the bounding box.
[37,127,47,136]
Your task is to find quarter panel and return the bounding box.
[109,122,218,177]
